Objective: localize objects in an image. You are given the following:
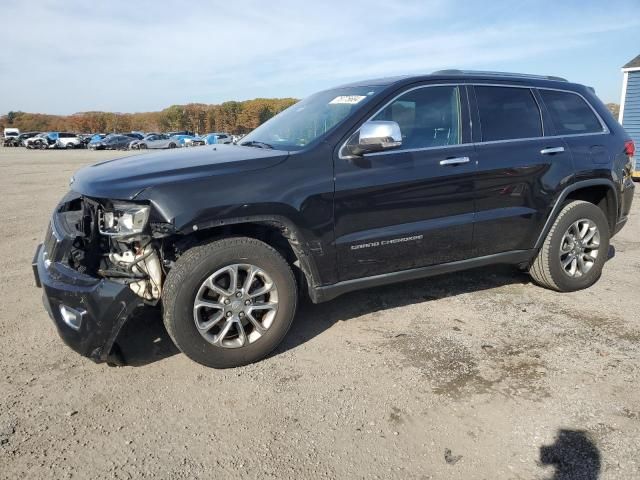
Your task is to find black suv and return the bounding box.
[33,70,636,368]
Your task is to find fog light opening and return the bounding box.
[59,305,85,331]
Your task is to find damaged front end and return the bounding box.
[33,192,172,362]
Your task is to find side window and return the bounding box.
[539,90,603,135]
[475,86,542,141]
[371,85,461,149]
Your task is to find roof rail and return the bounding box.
[431,69,568,82]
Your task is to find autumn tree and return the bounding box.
[0,98,299,135]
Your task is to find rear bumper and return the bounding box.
[33,243,144,362]
[614,177,635,236]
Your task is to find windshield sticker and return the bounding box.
[329,95,366,105]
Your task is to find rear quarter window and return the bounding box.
[539,89,603,135]
[475,86,542,142]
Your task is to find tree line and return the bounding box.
[0,98,298,135]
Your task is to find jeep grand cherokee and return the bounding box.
[34,70,636,368]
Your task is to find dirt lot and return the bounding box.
[0,147,639,479]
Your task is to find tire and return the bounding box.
[66,143,75,149]
[139,143,147,149]
[168,143,176,149]
[529,200,610,292]
[162,237,298,368]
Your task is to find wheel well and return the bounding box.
[565,185,616,232]
[179,222,311,292]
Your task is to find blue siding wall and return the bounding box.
[622,71,640,170]
[622,71,640,168]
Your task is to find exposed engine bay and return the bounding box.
[50,194,169,302]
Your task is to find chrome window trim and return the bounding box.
[364,143,474,157]
[339,82,610,160]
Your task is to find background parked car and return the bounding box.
[213,132,233,144]
[190,132,233,146]
[167,130,194,137]
[87,134,108,149]
[88,134,134,150]
[18,132,41,146]
[190,134,214,146]
[3,137,21,147]
[25,132,57,149]
[55,132,82,149]
[3,128,19,145]
[77,134,94,148]
[137,134,180,149]
[171,134,197,147]
[124,132,144,140]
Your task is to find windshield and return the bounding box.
[240,86,383,151]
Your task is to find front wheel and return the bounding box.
[529,200,610,292]
[162,237,298,368]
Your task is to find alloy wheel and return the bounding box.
[559,218,600,278]
[193,264,278,348]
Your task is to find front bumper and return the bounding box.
[33,243,144,362]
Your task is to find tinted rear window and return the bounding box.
[539,90,603,135]
[475,86,542,141]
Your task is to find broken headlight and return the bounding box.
[99,202,150,236]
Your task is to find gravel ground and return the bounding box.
[0,147,639,479]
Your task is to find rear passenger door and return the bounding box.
[537,88,609,176]
[470,84,573,256]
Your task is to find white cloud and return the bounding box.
[0,0,637,113]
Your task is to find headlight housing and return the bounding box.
[98,202,150,236]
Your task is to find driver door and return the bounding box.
[333,84,476,281]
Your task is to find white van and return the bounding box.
[3,128,20,139]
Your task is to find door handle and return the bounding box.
[540,147,565,155]
[439,156,470,166]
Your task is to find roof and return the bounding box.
[623,54,640,69]
[335,70,572,90]
[334,70,576,93]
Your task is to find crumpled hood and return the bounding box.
[70,144,288,200]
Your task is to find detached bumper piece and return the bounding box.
[33,240,144,363]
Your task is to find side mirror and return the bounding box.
[349,120,402,156]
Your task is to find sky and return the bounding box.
[0,0,638,115]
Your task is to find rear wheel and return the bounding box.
[168,142,176,148]
[162,237,297,368]
[529,200,610,292]
[139,143,147,149]
[66,142,75,149]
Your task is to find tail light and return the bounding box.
[625,140,636,175]
[624,140,635,157]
